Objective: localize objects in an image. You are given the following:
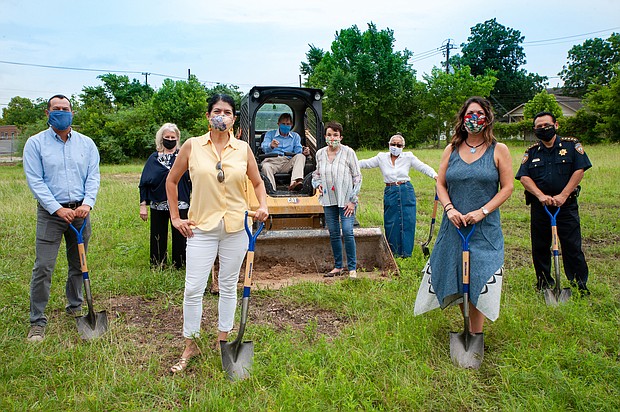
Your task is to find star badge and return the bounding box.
[559,149,567,156]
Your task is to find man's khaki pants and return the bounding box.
[261,154,306,189]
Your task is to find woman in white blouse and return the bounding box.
[359,134,437,257]
[312,121,362,278]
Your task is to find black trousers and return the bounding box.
[150,208,188,269]
[530,200,589,287]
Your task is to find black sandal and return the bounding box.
[324,268,343,277]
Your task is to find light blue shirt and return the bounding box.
[261,129,303,157]
[23,127,100,215]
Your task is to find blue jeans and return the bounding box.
[323,205,356,271]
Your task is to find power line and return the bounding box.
[0,59,213,83]
[524,26,620,45]
[410,50,444,63]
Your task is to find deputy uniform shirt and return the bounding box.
[515,135,592,196]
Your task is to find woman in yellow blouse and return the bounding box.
[166,94,269,373]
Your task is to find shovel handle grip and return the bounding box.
[430,193,439,222]
[462,250,470,287]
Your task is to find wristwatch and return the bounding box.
[481,207,489,216]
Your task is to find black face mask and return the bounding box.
[162,139,177,150]
[534,125,556,142]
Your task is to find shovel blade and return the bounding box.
[559,288,572,303]
[543,288,559,306]
[544,287,572,306]
[421,245,430,258]
[450,331,484,369]
[76,311,108,340]
[220,340,254,381]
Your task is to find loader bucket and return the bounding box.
[252,227,399,276]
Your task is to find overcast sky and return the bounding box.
[1,0,619,110]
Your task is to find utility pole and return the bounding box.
[142,72,150,85]
[440,39,456,74]
[188,69,191,80]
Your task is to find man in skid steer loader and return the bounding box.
[260,113,310,192]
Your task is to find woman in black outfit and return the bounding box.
[139,123,191,268]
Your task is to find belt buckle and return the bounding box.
[67,202,78,209]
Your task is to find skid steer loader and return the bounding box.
[238,86,398,277]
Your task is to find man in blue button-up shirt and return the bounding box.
[22,94,100,342]
[260,113,309,191]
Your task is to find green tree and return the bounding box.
[1,96,46,127]
[152,76,208,131]
[522,90,564,121]
[300,45,325,80]
[420,66,497,145]
[561,109,601,143]
[453,19,547,115]
[586,65,620,142]
[97,73,154,107]
[560,33,620,97]
[79,85,114,112]
[302,23,423,148]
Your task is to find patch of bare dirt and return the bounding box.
[252,268,387,289]
[104,292,350,355]
[212,257,391,291]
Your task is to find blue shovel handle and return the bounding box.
[244,211,264,252]
[68,217,88,244]
[68,218,89,280]
[456,223,476,252]
[456,224,476,295]
[543,205,560,226]
[242,212,264,298]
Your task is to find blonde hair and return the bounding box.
[155,123,180,152]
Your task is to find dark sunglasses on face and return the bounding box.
[390,143,403,148]
[216,161,225,183]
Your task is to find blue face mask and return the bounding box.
[48,110,73,131]
[279,124,292,135]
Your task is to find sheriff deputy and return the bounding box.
[515,111,592,295]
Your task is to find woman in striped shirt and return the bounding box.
[312,121,362,278]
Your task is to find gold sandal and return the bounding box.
[170,357,190,373]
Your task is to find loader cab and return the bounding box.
[240,86,325,195]
[240,86,326,229]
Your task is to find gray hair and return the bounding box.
[389,134,405,147]
[155,123,180,151]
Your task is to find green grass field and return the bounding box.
[0,143,618,411]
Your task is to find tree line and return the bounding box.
[2,19,619,163]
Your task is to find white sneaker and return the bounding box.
[348,270,357,279]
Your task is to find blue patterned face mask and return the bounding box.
[48,110,73,131]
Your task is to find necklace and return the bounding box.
[464,139,485,153]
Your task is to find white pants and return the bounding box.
[183,220,248,338]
